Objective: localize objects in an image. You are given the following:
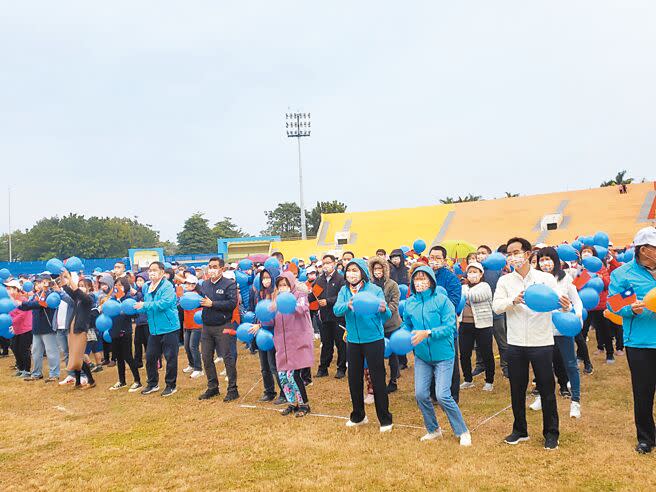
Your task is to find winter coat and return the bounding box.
[389,249,409,286]
[9,294,32,335]
[461,282,494,328]
[18,290,57,335]
[314,270,346,323]
[138,279,180,335]
[368,256,402,333]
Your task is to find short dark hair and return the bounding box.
[272,251,284,261]
[477,245,492,254]
[342,251,355,258]
[322,254,336,262]
[496,244,507,254]
[150,261,166,271]
[429,245,447,258]
[376,248,387,256]
[506,237,532,253]
[114,260,126,267]
[580,245,597,257]
[208,257,225,267]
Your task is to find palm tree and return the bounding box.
[439,196,455,204]
[440,194,482,204]
[505,192,519,198]
[600,170,634,187]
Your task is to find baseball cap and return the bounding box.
[466,261,485,273]
[634,226,656,247]
[306,266,317,274]
[184,275,199,284]
[3,279,21,289]
[223,270,235,280]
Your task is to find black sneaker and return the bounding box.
[583,363,594,375]
[504,432,530,445]
[559,388,572,398]
[199,389,220,400]
[544,435,559,450]
[636,442,653,454]
[295,404,310,417]
[502,367,509,379]
[472,366,485,378]
[386,382,398,394]
[223,391,239,402]
[258,393,276,402]
[161,386,177,397]
[141,385,160,395]
[281,405,297,416]
[273,395,288,405]
[399,364,408,371]
[530,388,540,397]
[334,370,346,380]
[315,370,328,378]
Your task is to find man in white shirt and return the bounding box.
[493,237,560,450]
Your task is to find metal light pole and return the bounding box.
[285,112,311,240]
[7,186,11,262]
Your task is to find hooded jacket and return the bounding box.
[388,249,409,286]
[9,294,32,335]
[249,267,279,330]
[272,272,315,371]
[333,258,391,344]
[368,256,402,333]
[404,266,457,362]
[18,289,57,335]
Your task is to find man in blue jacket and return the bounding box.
[609,226,656,454]
[135,261,180,397]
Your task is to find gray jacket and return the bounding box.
[368,256,402,333]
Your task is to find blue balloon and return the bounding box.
[121,298,137,316]
[22,281,34,293]
[238,259,253,271]
[582,308,588,321]
[291,258,299,266]
[482,252,507,271]
[103,330,112,343]
[65,256,84,272]
[96,314,113,332]
[579,288,600,310]
[0,285,8,299]
[46,292,61,309]
[276,292,297,315]
[164,262,173,269]
[524,284,560,312]
[264,257,280,271]
[398,300,406,319]
[0,268,10,280]
[103,299,122,317]
[585,277,604,294]
[581,236,595,246]
[389,329,413,355]
[93,267,103,273]
[457,293,466,315]
[616,252,625,263]
[309,255,317,262]
[594,245,608,260]
[624,249,635,262]
[352,292,380,316]
[193,310,203,325]
[593,231,609,249]
[179,292,202,311]
[384,337,392,358]
[400,245,410,254]
[46,258,64,274]
[398,284,409,299]
[413,239,427,254]
[453,262,464,276]
[297,269,308,282]
[436,286,448,297]
[556,244,579,262]
[242,311,256,323]
[236,323,255,343]
[0,297,15,314]
[253,275,261,292]
[255,300,276,322]
[255,328,274,351]
[235,271,249,288]
[552,311,582,337]
[571,240,583,251]
[582,256,603,273]
[0,312,12,330]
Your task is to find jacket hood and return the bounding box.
[276,271,298,293]
[409,265,437,294]
[368,256,390,282]
[389,248,405,259]
[99,273,114,291]
[346,258,370,283]
[259,267,279,294]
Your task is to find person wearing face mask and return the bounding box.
[181,276,204,380]
[334,258,393,432]
[198,257,239,402]
[133,273,150,369]
[134,261,181,397]
[459,262,495,392]
[608,226,656,454]
[534,247,583,419]
[388,249,409,286]
[314,254,347,379]
[404,266,471,446]
[5,280,33,378]
[492,237,560,450]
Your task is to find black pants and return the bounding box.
[626,347,656,447]
[300,367,312,385]
[0,336,10,354]
[575,329,592,366]
[610,321,624,351]
[460,324,495,384]
[258,339,282,397]
[507,344,559,439]
[114,332,141,385]
[552,342,569,390]
[201,324,238,394]
[318,320,346,373]
[134,324,149,368]
[11,331,32,372]
[585,310,614,359]
[385,329,400,383]
[146,330,179,389]
[347,339,392,426]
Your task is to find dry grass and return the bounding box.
[1,338,655,492]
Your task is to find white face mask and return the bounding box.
[507,254,526,269]
[278,285,291,293]
[539,259,554,272]
[323,264,334,274]
[373,269,384,279]
[148,271,160,282]
[476,253,488,263]
[414,279,431,293]
[207,268,220,279]
[581,252,593,260]
[467,272,480,283]
[429,259,444,270]
[262,278,272,288]
[345,271,362,285]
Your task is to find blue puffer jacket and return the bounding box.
[404,266,457,362]
[138,279,180,335]
[433,266,462,309]
[334,258,391,344]
[608,260,656,349]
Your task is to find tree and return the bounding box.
[212,217,247,239]
[600,170,634,187]
[505,192,520,198]
[177,213,215,254]
[439,194,482,204]
[306,201,347,236]
[261,202,303,239]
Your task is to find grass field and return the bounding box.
[0,338,654,491]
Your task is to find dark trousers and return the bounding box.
[201,324,238,393]
[460,324,495,384]
[610,321,624,351]
[134,324,149,368]
[114,332,140,385]
[507,344,559,439]
[385,329,400,383]
[0,336,10,354]
[585,310,614,359]
[103,339,114,362]
[11,331,32,372]
[259,344,282,397]
[347,339,393,426]
[553,342,569,390]
[626,347,656,447]
[146,330,179,389]
[318,320,346,373]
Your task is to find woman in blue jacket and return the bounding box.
[608,226,656,454]
[334,258,393,432]
[404,265,471,446]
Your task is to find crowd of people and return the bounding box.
[1,226,655,453]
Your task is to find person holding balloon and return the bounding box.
[403,265,471,446]
[4,280,33,378]
[181,275,204,380]
[608,226,656,454]
[334,258,393,432]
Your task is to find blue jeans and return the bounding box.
[555,336,580,402]
[31,332,60,379]
[183,329,202,371]
[415,357,468,436]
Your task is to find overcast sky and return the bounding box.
[1,1,655,242]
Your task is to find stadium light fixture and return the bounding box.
[285,111,311,240]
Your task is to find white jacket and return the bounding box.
[461,282,493,328]
[552,273,583,337]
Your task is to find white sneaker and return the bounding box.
[346,416,369,427]
[570,401,581,419]
[220,369,227,376]
[420,429,443,441]
[128,382,143,393]
[460,381,475,389]
[482,383,494,392]
[80,377,88,385]
[190,370,204,379]
[380,424,393,433]
[530,396,542,411]
[214,356,222,364]
[59,375,75,385]
[109,382,126,391]
[182,366,193,374]
[459,431,472,447]
[364,394,375,405]
[567,381,571,391]
[314,333,321,340]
